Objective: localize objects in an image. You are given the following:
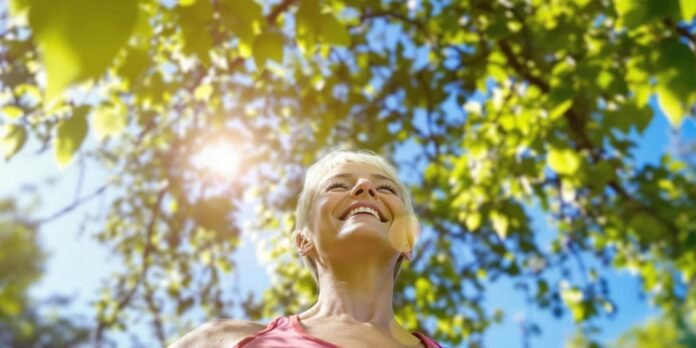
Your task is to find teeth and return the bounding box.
[349,206,379,219]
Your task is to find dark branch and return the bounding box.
[37,184,109,224]
[95,185,167,343]
[360,10,429,39]
[267,0,297,25]
[496,37,683,251]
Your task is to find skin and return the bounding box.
[169,162,422,348]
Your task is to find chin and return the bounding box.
[336,219,387,238]
[334,223,395,252]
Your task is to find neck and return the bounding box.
[301,253,399,328]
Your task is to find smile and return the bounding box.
[339,202,388,222]
[348,206,380,219]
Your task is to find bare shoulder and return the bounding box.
[168,319,266,348]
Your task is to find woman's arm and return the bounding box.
[168,319,266,348]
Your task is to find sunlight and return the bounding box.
[191,141,242,179]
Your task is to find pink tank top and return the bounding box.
[234,315,443,348]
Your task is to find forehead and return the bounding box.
[321,162,394,182]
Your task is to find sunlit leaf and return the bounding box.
[1,106,24,119]
[547,148,581,175]
[92,103,127,141]
[28,0,138,100]
[657,84,685,128]
[54,106,89,168]
[295,0,321,52]
[253,30,284,68]
[655,38,696,128]
[465,212,482,231]
[490,211,508,239]
[194,83,213,101]
[220,0,262,58]
[318,13,350,46]
[613,0,676,29]
[1,124,27,160]
[177,0,214,64]
[680,0,696,20]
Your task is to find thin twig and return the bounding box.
[94,185,168,343]
[36,184,109,224]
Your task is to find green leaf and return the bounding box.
[657,84,685,128]
[681,0,696,20]
[490,210,508,239]
[548,85,574,120]
[604,100,653,134]
[194,83,213,101]
[465,212,482,231]
[177,0,214,64]
[560,286,586,321]
[54,106,89,168]
[9,0,30,15]
[318,13,350,46]
[2,105,24,119]
[613,0,676,29]
[549,99,573,120]
[117,47,150,85]
[1,124,27,160]
[28,0,138,100]
[295,0,321,52]
[219,0,262,58]
[655,39,696,128]
[629,214,663,243]
[92,103,127,141]
[252,31,284,68]
[548,148,581,175]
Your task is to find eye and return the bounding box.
[326,182,348,191]
[377,184,397,194]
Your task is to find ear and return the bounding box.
[295,229,314,256]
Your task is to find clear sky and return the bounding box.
[2,97,694,347]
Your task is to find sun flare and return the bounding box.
[192,141,242,179]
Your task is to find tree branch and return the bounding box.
[94,185,168,343]
[496,37,682,252]
[267,0,297,25]
[36,184,109,224]
[360,10,429,39]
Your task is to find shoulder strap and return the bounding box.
[233,317,282,348]
[411,332,444,348]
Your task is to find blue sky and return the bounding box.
[2,95,694,347]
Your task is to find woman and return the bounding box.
[171,150,442,347]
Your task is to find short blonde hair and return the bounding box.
[294,149,414,284]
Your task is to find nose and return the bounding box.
[351,179,376,198]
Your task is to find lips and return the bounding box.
[339,201,388,222]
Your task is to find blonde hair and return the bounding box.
[294,149,414,284]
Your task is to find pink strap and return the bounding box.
[411,331,444,348]
[233,317,280,348]
[235,315,442,348]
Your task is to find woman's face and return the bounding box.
[302,162,413,264]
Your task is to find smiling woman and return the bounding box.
[170,149,441,348]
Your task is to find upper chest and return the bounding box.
[302,322,425,348]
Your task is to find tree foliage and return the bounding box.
[566,304,696,348]
[1,0,695,346]
[0,199,90,347]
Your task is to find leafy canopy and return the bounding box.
[1,0,695,346]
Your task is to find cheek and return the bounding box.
[386,197,407,215]
[315,196,335,215]
[313,195,341,229]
